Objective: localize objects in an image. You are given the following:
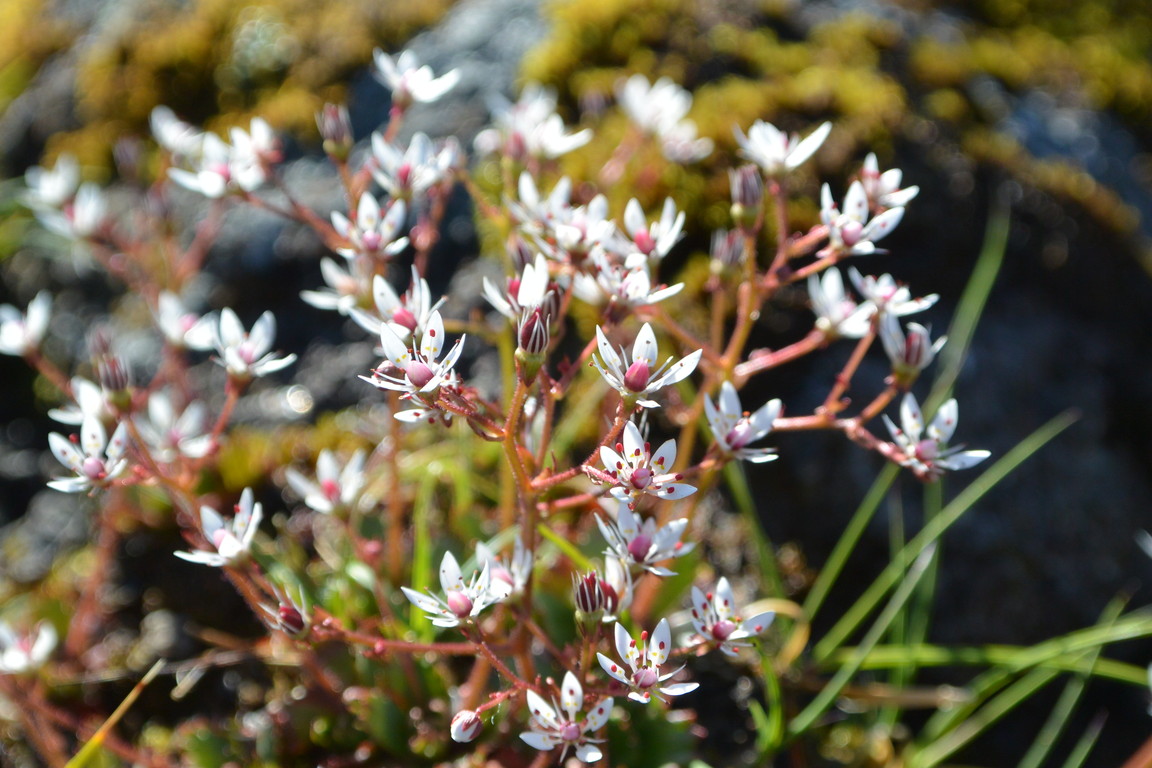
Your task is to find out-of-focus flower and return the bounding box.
[861,153,919,209]
[521,671,613,763]
[729,165,765,230]
[0,621,57,674]
[820,181,904,257]
[689,578,775,656]
[809,267,874,339]
[24,154,78,210]
[284,449,368,516]
[884,394,990,480]
[616,75,712,162]
[0,291,51,357]
[299,257,369,315]
[47,416,129,494]
[474,84,592,161]
[48,377,113,426]
[134,391,213,462]
[155,292,209,348]
[38,183,106,240]
[371,132,456,199]
[598,619,698,703]
[175,488,262,568]
[848,268,937,317]
[705,381,782,464]
[572,250,684,310]
[451,710,483,743]
[483,252,554,320]
[592,323,701,408]
[734,120,831,176]
[710,229,746,272]
[151,106,203,157]
[401,551,505,628]
[373,48,459,107]
[197,308,296,380]
[361,309,465,421]
[597,421,695,506]
[880,315,946,387]
[596,502,694,576]
[350,268,444,342]
[330,194,409,261]
[476,536,533,599]
[168,130,267,198]
[620,197,684,262]
[317,103,353,160]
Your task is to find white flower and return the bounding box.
[150,106,204,157]
[507,173,573,234]
[373,48,459,106]
[476,536,533,599]
[620,197,684,262]
[24,154,78,210]
[134,391,213,462]
[820,181,904,256]
[689,578,775,656]
[848,268,937,317]
[199,308,296,379]
[572,251,684,309]
[47,377,112,425]
[734,120,831,176]
[597,421,695,506]
[370,132,456,199]
[592,323,701,408]
[861,153,919,209]
[168,131,265,198]
[37,183,106,240]
[596,502,694,577]
[47,416,130,494]
[521,671,613,763]
[349,267,444,342]
[884,394,990,480]
[284,449,368,515]
[299,257,370,314]
[0,621,57,674]
[597,619,698,704]
[0,291,51,357]
[879,315,946,383]
[155,292,208,347]
[705,382,782,464]
[175,488,262,568]
[474,84,592,160]
[330,194,409,261]
[361,309,465,421]
[401,551,505,628]
[616,75,712,162]
[482,252,554,321]
[808,267,874,339]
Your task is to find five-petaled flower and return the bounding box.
[598,619,699,704]
[592,323,701,408]
[820,180,904,257]
[597,421,695,506]
[175,488,263,568]
[689,578,775,656]
[361,309,465,422]
[195,308,297,380]
[48,416,130,494]
[705,382,783,464]
[284,449,368,516]
[372,48,460,108]
[401,551,505,628]
[521,671,613,763]
[884,393,990,480]
[596,502,694,576]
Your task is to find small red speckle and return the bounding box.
[611,665,618,672]
[640,631,648,642]
[658,641,666,650]
[429,329,437,336]
[753,624,763,631]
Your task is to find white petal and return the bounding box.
[560,671,583,721]
[632,323,658,366]
[525,689,560,730]
[649,618,672,666]
[598,652,632,684]
[900,393,924,442]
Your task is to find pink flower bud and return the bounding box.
[623,360,650,393]
[450,709,482,743]
[446,590,473,618]
[405,361,435,389]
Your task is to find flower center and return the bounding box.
[560,722,582,742]
[406,361,435,389]
[627,534,653,563]
[633,667,659,689]
[623,360,650,392]
[711,619,737,641]
[446,590,473,618]
[629,466,653,490]
[81,456,106,480]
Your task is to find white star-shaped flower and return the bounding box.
[401,551,505,628]
[596,502,694,577]
[48,416,130,494]
[592,323,701,408]
[884,394,990,480]
[598,619,699,704]
[705,382,782,464]
[734,120,831,176]
[689,578,775,656]
[175,488,263,568]
[597,421,695,506]
[521,671,613,763]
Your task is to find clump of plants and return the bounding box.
[1,40,1150,768]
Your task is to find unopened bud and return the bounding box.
[515,308,550,383]
[318,104,353,161]
[450,710,482,743]
[729,165,764,231]
[277,603,309,637]
[710,229,745,272]
[96,355,134,414]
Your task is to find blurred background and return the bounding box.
[1,0,1152,764]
